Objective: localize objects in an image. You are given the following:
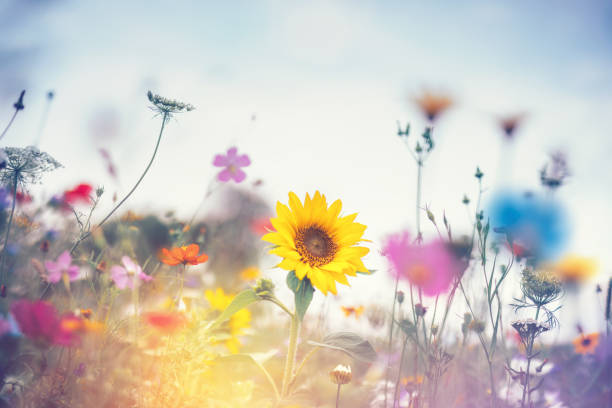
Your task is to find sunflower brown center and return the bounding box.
[295,226,337,267]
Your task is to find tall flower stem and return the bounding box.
[393,335,409,406]
[415,158,423,241]
[335,384,342,408]
[384,277,400,408]
[521,306,541,408]
[0,110,18,141]
[0,173,18,285]
[70,112,169,255]
[281,313,300,398]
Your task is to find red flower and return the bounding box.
[158,244,208,266]
[15,191,32,205]
[250,217,273,236]
[143,311,187,334]
[63,183,93,205]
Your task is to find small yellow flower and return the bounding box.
[205,288,251,353]
[550,255,598,283]
[240,266,260,281]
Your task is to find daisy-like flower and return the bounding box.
[330,364,352,385]
[158,244,208,266]
[213,147,251,183]
[572,332,599,355]
[383,232,457,296]
[110,256,152,290]
[44,250,80,283]
[262,191,370,295]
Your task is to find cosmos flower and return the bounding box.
[143,311,187,334]
[10,300,81,346]
[487,191,568,261]
[212,147,251,183]
[572,332,599,355]
[63,183,93,205]
[110,256,152,290]
[383,232,457,296]
[158,244,208,266]
[262,191,370,295]
[44,251,80,283]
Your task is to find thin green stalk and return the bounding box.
[281,314,300,398]
[70,111,169,255]
[384,275,400,408]
[521,306,541,408]
[393,335,409,406]
[0,173,18,285]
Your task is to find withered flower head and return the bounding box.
[414,91,453,122]
[0,146,62,191]
[499,114,524,139]
[147,91,194,116]
[330,364,352,385]
[540,150,570,190]
[511,318,550,344]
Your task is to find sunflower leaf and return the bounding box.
[286,271,314,322]
[308,332,377,363]
[206,288,259,332]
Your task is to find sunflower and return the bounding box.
[262,191,369,295]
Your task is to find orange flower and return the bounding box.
[573,332,599,355]
[341,306,365,319]
[414,91,453,122]
[143,311,187,334]
[158,244,208,266]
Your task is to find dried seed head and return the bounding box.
[147,91,194,115]
[511,318,550,343]
[330,364,352,385]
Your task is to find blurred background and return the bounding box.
[1,0,611,338]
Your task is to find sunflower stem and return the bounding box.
[281,313,300,398]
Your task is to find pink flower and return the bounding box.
[10,300,79,346]
[110,256,152,290]
[383,232,457,296]
[44,250,80,283]
[213,147,251,183]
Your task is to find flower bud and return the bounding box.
[330,364,352,385]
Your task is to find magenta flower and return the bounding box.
[212,147,251,183]
[10,299,78,346]
[44,250,80,283]
[110,256,152,290]
[383,232,457,296]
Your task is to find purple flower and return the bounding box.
[110,256,152,290]
[0,187,11,210]
[0,316,11,337]
[44,251,80,283]
[212,147,251,183]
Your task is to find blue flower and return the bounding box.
[487,191,569,261]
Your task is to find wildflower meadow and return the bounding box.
[0,2,611,408]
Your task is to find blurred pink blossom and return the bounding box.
[44,250,80,283]
[110,256,152,290]
[213,147,251,183]
[383,232,457,296]
[10,300,79,346]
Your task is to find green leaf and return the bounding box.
[206,288,259,332]
[308,332,377,363]
[356,269,376,275]
[286,271,314,322]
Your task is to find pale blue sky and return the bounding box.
[1,0,611,337]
